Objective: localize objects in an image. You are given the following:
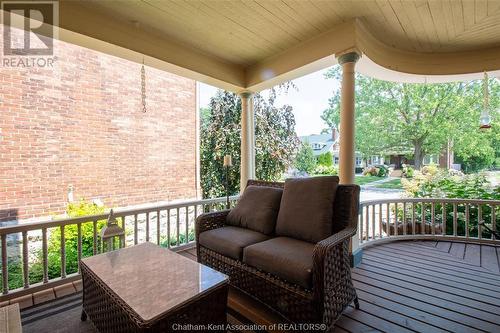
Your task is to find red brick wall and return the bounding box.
[0,39,198,222]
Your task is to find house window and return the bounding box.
[311,143,323,150]
[334,157,339,164]
[355,157,362,166]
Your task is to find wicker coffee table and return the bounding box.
[80,242,229,333]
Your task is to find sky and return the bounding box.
[198,67,341,137]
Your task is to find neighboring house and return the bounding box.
[300,129,364,169]
[300,130,456,170]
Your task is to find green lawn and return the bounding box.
[375,178,403,189]
[354,175,380,185]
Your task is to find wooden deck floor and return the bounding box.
[181,240,500,333]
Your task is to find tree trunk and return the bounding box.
[413,140,424,170]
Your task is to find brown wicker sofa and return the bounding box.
[195,177,360,330]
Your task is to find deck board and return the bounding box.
[179,240,500,333]
[435,241,452,253]
[448,242,466,259]
[375,243,499,278]
[364,249,500,290]
[481,245,500,273]
[367,247,500,287]
[463,243,482,266]
[359,259,500,302]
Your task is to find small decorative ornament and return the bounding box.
[480,72,492,130]
[100,209,126,253]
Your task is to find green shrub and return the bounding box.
[377,165,389,177]
[295,141,316,174]
[402,164,414,178]
[313,165,338,175]
[1,200,108,290]
[47,200,108,277]
[401,169,499,237]
[317,152,333,167]
[160,228,195,248]
[363,165,388,177]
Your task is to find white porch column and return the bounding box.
[239,91,255,192]
[337,52,360,184]
[336,51,361,266]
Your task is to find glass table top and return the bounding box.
[81,242,228,322]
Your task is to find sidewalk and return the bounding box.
[360,177,404,201]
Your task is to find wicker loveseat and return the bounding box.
[195,177,360,330]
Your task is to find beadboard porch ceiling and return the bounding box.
[40,1,500,90]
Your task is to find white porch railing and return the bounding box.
[358,198,499,247]
[3,196,498,301]
[0,196,238,301]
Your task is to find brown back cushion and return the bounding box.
[332,185,360,233]
[227,185,283,235]
[275,176,339,243]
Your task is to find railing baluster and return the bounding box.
[185,206,189,244]
[22,231,29,288]
[402,202,407,235]
[394,203,399,236]
[478,205,483,239]
[60,226,66,279]
[453,203,458,237]
[359,205,364,243]
[492,204,497,240]
[386,203,390,237]
[146,212,150,242]
[421,203,425,235]
[77,223,82,274]
[442,203,446,236]
[412,203,416,235]
[157,210,161,245]
[465,203,470,238]
[167,209,171,248]
[176,207,180,246]
[378,204,382,239]
[2,235,8,294]
[42,228,48,283]
[121,216,126,247]
[364,206,369,241]
[371,204,376,240]
[134,214,138,245]
[93,220,98,255]
[431,202,435,235]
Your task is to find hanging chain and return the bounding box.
[141,58,147,113]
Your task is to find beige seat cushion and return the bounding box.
[276,176,339,243]
[226,185,283,235]
[243,237,315,289]
[199,226,270,260]
[0,303,21,333]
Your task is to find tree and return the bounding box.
[295,141,316,173]
[451,78,500,172]
[322,66,499,170]
[200,88,300,198]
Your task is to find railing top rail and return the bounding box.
[2,196,496,235]
[360,198,499,206]
[0,195,239,236]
